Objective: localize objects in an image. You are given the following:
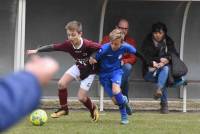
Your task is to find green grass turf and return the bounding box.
[4,110,200,134]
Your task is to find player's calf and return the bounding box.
[120,103,129,124]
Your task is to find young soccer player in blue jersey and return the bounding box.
[89,29,143,124]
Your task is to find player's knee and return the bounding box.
[112,88,121,95]
[57,81,66,89]
[78,94,86,102]
[77,91,84,101]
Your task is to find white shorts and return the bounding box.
[65,65,95,91]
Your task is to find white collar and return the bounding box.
[72,38,83,49]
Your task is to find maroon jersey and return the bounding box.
[53,38,101,79]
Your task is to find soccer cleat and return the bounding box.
[121,117,129,125]
[50,108,69,118]
[91,104,99,122]
[125,103,133,115]
[120,96,129,125]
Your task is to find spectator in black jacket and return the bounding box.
[141,22,179,114]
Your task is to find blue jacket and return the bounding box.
[0,71,41,131]
[96,42,136,74]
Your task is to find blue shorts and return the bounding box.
[99,69,123,97]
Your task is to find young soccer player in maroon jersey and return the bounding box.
[27,20,100,121]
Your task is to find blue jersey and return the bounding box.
[96,42,136,74]
[0,71,41,131]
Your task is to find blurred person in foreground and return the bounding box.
[0,56,59,132]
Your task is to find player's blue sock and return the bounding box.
[114,92,126,105]
[119,104,129,124]
[115,93,129,124]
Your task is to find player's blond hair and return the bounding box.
[65,20,82,32]
[109,29,125,41]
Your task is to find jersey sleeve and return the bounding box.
[53,41,70,52]
[125,44,137,55]
[86,40,101,52]
[37,41,70,53]
[95,45,107,61]
[0,71,41,131]
[125,38,137,63]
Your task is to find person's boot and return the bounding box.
[153,88,162,100]
[160,102,169,114]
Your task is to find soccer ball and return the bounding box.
[30,109,48,126]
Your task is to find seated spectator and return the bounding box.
[141,22,179,114]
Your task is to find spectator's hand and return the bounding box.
[25,55,59,86]
[160,58,169,64]
[26,49,38,55]
[89,57,97,64]
[153,61,160,68]
[158,62,165,68]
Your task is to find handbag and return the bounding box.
[169,52,188,78]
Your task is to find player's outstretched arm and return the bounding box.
[125,44,146,64]
[26,44,54,56]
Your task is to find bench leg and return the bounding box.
[99,85,104,112]
[182,85,187,112]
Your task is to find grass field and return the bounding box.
[4,110,200,134]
